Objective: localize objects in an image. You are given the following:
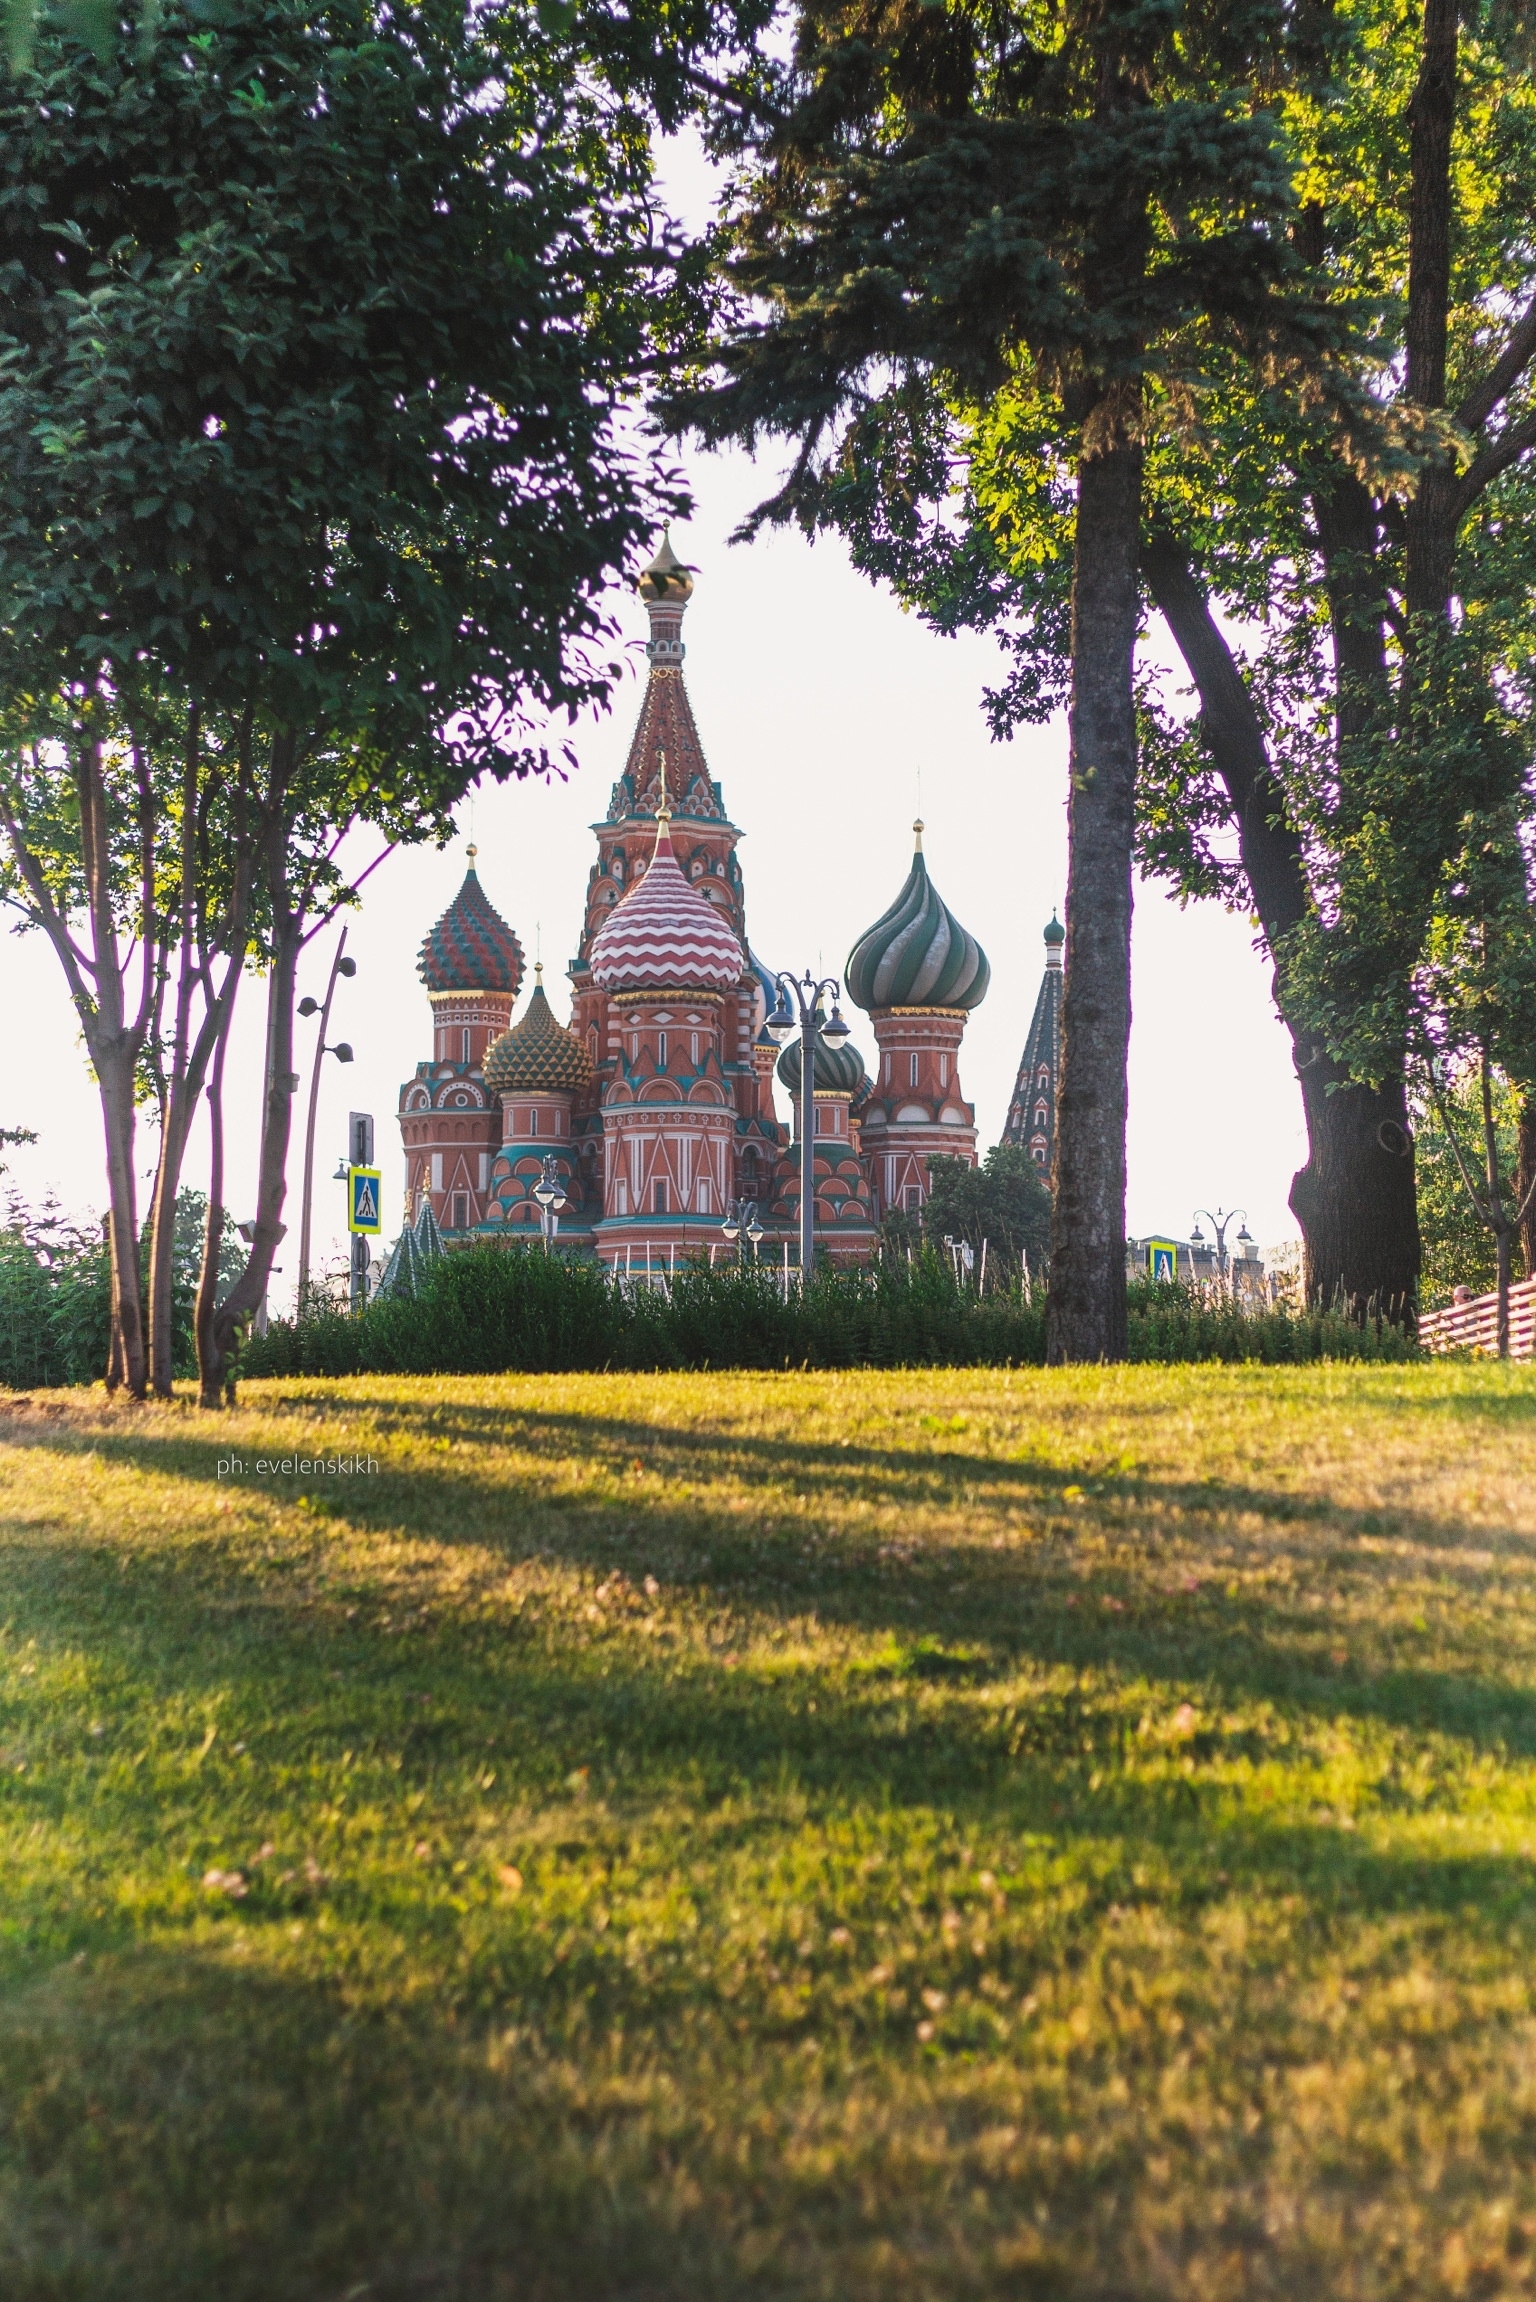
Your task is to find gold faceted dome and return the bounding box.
[637,530,695,604]
[483,970,594,1095]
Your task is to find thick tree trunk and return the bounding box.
[1047,426,1142,1364]
[1288,1058,1420,1320]
[1143,539,1423,1317]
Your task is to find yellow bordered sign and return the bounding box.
[1146,1238,1179,1282]
[347,1167,382,1235]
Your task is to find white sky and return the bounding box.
[1,135,1307,1306]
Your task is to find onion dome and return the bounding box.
[484,966,594,1095]
[1043,911,1065,948]
[845,821,990,1013]
[776,1028,867,1096]
[638,530,695,603]
[417,851,524,995]
[589,807,743,991]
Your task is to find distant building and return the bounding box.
[396,540,990,1263]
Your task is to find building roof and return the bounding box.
[483,969,595,1095]
[775,1026,867,1096]
[844,822,990,1013]
[417,858,524,995]
[588,815,745,992]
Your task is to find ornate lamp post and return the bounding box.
[766,971,851,1277]
[722,1197,765,1265]
[296,930,357,1307]
[532,1154,568,1253]
[1192,1206,1249,1283]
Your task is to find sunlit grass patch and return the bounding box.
[0,1361,1535,2297]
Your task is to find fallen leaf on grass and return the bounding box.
[498,1865,523,1894]
[202,1868,247,1898]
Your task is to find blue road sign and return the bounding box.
[348,1166,382,1235]
[1147,1238,1178,1283]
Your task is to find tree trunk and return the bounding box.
[1517,1095,1536,1277]
[196,1009,232,1409]
[1047,424,1142,1364]
[1143,538,1423,1318]
[1288,1057,1421,1320]
[201,875,301,1401]
[96,1047,148,1397]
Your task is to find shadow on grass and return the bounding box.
[6,1396,1536,1763]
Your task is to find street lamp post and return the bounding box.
[296,930,357,1309]
[766,971,851,1280]
[1192,1205,1250,1284]
[532,1154,568,1253]
[722,1198,765,1265]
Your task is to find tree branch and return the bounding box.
[1452,406,1536,520]
[1456,297,1536,435]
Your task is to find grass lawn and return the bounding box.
[2,1362,1536,2300]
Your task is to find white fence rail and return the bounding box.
[1419,1277,1536,1359]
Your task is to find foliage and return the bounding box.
[238,1245,1412,1379]
[0,1360,1532,2295]
[0,0,708,1396]
[0,1187,237,1388]
[885,1147,1053,1273]
[1413,1065,1522,1305]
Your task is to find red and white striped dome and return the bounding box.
[589,818,744,991]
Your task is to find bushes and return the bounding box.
[240,1246,1416,1380]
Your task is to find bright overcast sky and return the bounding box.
[3,138,1307,1306]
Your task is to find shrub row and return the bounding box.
[239,1246,1418,1380]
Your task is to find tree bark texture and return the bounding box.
[1288,1059,1421,1320]
[1047,430,1142,1364]
[1143,538,1423,1316]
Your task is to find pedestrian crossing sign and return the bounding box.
[1147,1238,1178,1282]
[347,1167,382,1235]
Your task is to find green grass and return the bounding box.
[2,1361,1536,2299]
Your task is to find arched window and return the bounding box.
[1034,1103,1047,1128]
[462,1027,471,1064]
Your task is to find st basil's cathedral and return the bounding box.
[398,537,1034,1267]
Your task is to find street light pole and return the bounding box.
[533,1154,568,1253]
[1192,1205,1248,1284]
[722,1198,764,1266]
[296,930,357,1309]
[766,970,851,1280]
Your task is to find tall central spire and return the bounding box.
[606,534,725,827]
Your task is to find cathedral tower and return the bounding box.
[1002,914,1064,1171]
[398,854,523,1232]
[844,822,989,1217]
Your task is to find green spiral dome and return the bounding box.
[775,1028,866,1096]
[483,975,594,1096]
[845,826,990,1013]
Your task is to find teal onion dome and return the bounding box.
[418,853,524,995]
[1043,912,1065,948]
[845,822,990,1013]
[775,1027,866,1096]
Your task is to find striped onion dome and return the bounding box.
[588,812,744,991]
[775,1027,867,1096]
[417,853,524,995]
[483,968,594,1095]
[844,821,990,1013]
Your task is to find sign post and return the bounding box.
[347,1145,381,1312]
